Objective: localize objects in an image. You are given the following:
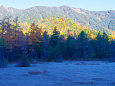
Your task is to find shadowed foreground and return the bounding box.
[0,61,115,86]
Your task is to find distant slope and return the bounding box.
[21,16,102,39]
[0,5,115,31]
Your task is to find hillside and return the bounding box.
[33,17,100,38]
[0,5,115,31]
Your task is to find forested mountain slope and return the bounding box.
[0,5,115,31]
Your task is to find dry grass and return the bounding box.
[73,81,96,85]
[62,78,72,81]
[65,63,69,65]
[43,69,48,73]
[76,62,86,65]
[92,78,104,81]
[28,69,48,75]
[89,63,100,65]
[23,74,29,76]
[112,82,115,84]
[86,81,96,84]
[28,70,43,75]
[76,63,82,65]
[75,62,100,65]
[75,81,85,85]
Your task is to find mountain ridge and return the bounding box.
[0,5,115,31]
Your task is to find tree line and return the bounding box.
[0,17,115,67]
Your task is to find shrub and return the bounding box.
[0,57,8,68]
[16,57,30,67]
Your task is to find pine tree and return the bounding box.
[41,31,49,61]
[49,27,62,61]
[109,40,115,62]
[65,35,76,59]
[0,38,7,68]
[94,32,110,58]
[77,31,89,58]
[60,35,66,59]
[50,27,60,48]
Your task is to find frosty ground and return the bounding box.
[0,61,115,86]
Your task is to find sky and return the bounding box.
[0,0,114,11]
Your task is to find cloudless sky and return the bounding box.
[0,0,114,11]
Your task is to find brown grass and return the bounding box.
[73,81,96,85]
[89,63,100,65]
[62,78,72,81]
[43,69,48,73]
[112,82,115,84]
[86,81,96,84]
[76,63,82,65]
[28,70,43,75]
[92,78,104,81]
[23,74,29,76]
[0,77,2,80]
[75,81,85,85]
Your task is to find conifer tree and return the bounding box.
[95,32,110,58]
[77,31,89,58]
[41,31,49,61]
[49,27,62,61]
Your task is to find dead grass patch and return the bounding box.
[112,82,115,84]
[86,81,96,84]
[43,69,48,73]
[76,63,81,65]
[89,63,100,65]
[75,81,85,85]
[0,77,2,80]
[23,74,29,76]
[28,70,43,75]
[62,78,72,81]
[92,78,104,81]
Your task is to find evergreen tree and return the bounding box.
[109,40,115,62]
[60,35,66,59]
[65,35,76,60]
[41,31,49,61]
[77,31,89,58]
[0,38,7,68]
[95,32,110,58]
[49,27,62,61]
[103,32,110,58]
[50,27,60,48]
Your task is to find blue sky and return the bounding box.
[0,0,114,11]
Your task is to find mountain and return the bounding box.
[0,5,115,31]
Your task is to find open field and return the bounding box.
[0,61,115,86]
